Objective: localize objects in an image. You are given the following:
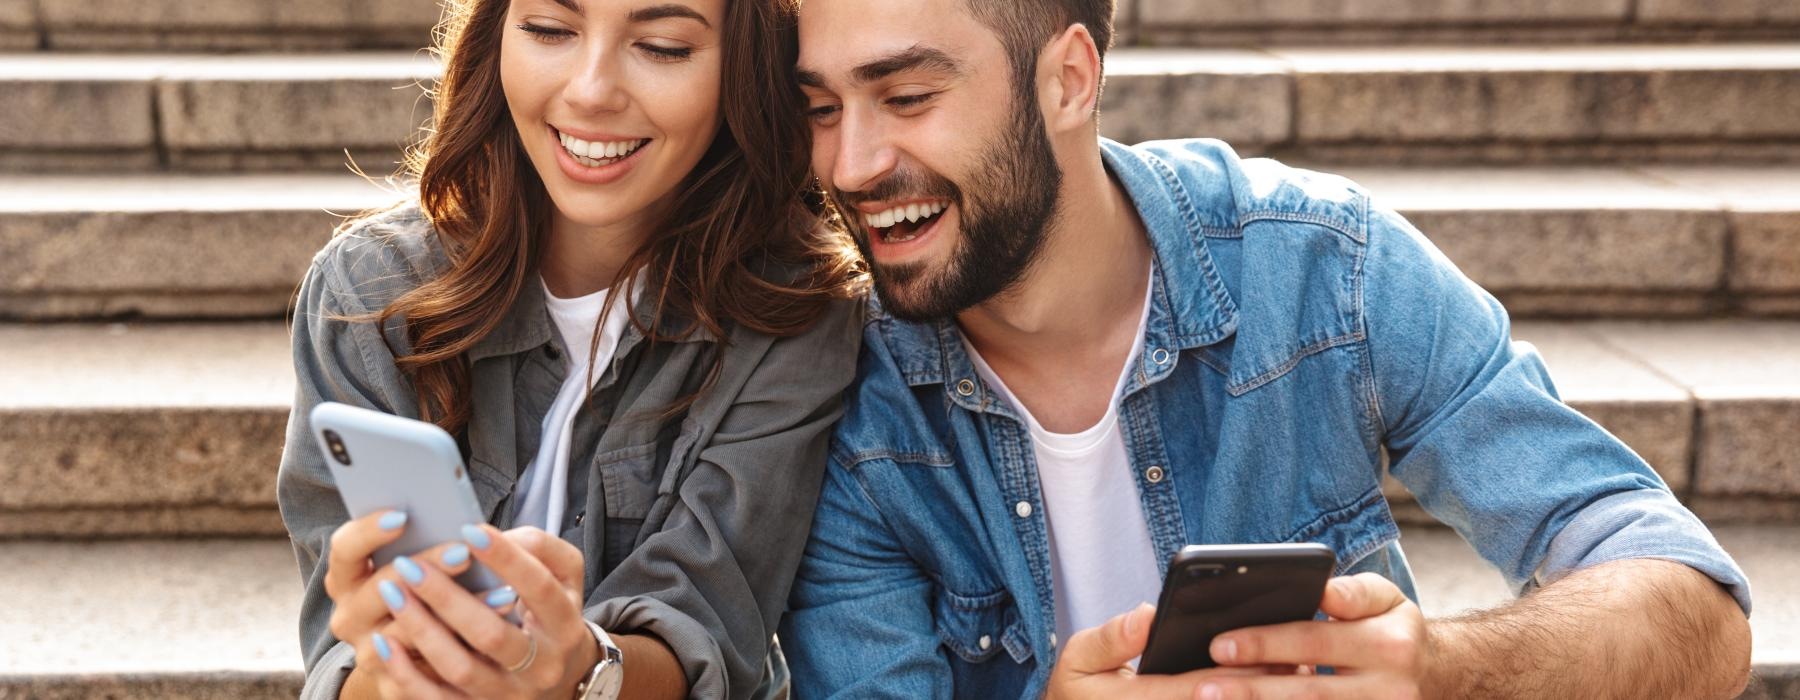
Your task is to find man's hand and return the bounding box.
[1046,604,1284,700]
[1202,573,1427,700]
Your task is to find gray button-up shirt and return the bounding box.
[277,205,862,699]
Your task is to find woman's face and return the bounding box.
[500,0,725,233]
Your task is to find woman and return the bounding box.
[275,0,862,697]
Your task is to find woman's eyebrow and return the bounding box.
[628,3,713,29]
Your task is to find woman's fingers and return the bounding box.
[379,632,472,700]
[462,525,583,636]
[323,510,409,598]
[383,574,513,699]
[501,525,586,589]
[397,545,536,672]
[328,540,472,646]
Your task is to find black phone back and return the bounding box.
[1137,543,1336,675]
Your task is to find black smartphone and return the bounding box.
[1137,543,1337,675]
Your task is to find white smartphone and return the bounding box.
[309,401,509,596]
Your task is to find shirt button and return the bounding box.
[1050,633,1058,649]
[978,635,992,651]
[1151,348,1171,365]
[574,512,585,525]
[545,345,561,360]
[956,379,976,396]
[1145,465,1166,483]
[1015,501,1032,518]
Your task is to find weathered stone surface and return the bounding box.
[1102,49,1291,146]
[0,174,401,318]
[1348,167,1730,296]
[1142,0,1627,28]
[1587,322,1800,497]
[40,0,439,50]
[156,54,438,155]
[1641,166,1800,294]
[0,506,285,538]
[0,540,302,685]
[0,56,162,150]
[1279,45,1800,145]
[1637,0,1800,24]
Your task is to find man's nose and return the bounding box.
[830,109,898,195]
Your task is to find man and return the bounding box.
[777,0,1754,697]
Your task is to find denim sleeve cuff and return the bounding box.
[1536,488,1752,616]
[299,639,357,700]
[588,596,725,698]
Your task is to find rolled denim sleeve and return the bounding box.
[1361,204,1750,615]
[780,450,952,698]
[585,297,861,699]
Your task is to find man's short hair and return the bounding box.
[966,0,1114,102]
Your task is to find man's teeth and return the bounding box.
[557,132,646,166]
[864,201,948,230]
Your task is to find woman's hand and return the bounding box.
[324,510,462,694]
[370,525,602,700]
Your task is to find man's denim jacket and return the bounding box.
[779,138,1752,698]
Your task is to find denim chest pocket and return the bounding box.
[933,586,1032,665]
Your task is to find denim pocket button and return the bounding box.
[1145,465,1165,483]
[956,379,976,396]
[1151,348,1170,364]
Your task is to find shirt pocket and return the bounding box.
[933,586,1032,665]
[596,443,661,521]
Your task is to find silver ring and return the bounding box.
[505,629,538,673]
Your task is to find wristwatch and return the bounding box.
[573,620,625,700]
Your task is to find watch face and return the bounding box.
[593,661,623,699]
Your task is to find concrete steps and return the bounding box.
[2,320,1796,537]
[6,46,1800,172]
[1126,0,1800,47]
[0,0,441,51]
[4,166,1795,320]
[2,525,1793,698]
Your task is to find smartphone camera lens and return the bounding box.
[1186,565,1224,579]
[323,429,352,466]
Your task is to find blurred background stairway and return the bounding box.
[1,0,1796,697]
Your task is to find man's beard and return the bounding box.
[833,97,1063,322]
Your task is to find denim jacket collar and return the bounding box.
[869,138,1240,402]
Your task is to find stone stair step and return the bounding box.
[2,321,1797,537]
[0,173,403,319]
[4,526,1795,697]
[7,46,1800,172]
[1,0,439,51]
[1126,0,1800,47]
[4,165,1796,319]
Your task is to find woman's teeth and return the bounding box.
[864,201,948,243]
[558,132,646,167]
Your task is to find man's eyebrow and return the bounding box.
[852,46,963,85]
[628,3,712,28]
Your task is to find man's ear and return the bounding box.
[1038,23,1103,134]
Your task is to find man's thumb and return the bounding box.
[1062,603,1155,673]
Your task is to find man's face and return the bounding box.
[797,0,1063,321]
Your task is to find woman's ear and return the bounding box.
[1038,23,1103,135]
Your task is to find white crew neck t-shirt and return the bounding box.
[511,275,640,532]
[962,270,1163,648]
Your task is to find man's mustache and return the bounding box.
[835,168,960,207]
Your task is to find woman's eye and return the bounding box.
[639,43,695,61]
[516,23,573,42]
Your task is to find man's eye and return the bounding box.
[887,93,938,108]
[807,105,842,123]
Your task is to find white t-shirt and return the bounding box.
[962,271,1163,648]
[511,275,640,532]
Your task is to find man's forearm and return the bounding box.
[1422,558,1750,699]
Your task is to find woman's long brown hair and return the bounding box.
[376,0,862,436]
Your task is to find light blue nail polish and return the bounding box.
[442,544,470,567]
[379,579,406,611]
[486,587,517,608]
[372,632,393,662]
[394,556,424,585]
[462,524,491,549]
[378,511,408,531]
